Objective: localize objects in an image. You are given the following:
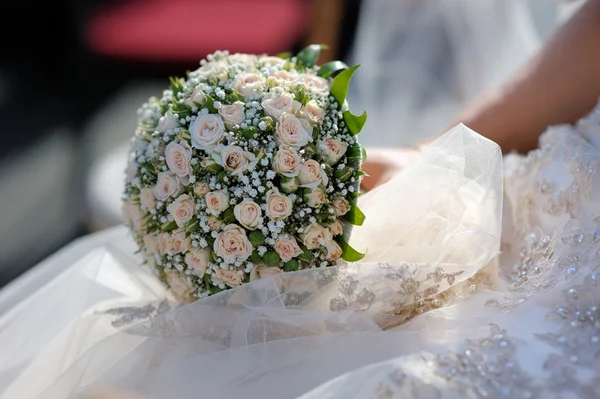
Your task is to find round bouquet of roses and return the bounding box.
[122,45,368,302]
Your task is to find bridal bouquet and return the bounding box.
[122,45,368,302]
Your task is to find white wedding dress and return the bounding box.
[1,102,599,398]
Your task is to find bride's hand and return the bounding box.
[361,148,420,191]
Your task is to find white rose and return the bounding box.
[218,101,245,128]
[205,190,230,216]
[325,240,343,262]
[190,114,225,151]
[230,53,257,65]
[122,202,143,232]
[198,60,229,78]
[317,138,348,165]
[214,145,256,176]
[301,223,333,249]
[297,74,329,93]
[214,268,242,287]
[171,230,192,254]
[214,224,253,262]
[165,141,192,179]
[250,264,282,281]
[261,56,287,66]
[300,100,324,125]
[273,235,303,262]
[140,188,156,211]
[269,69,298,85]
[261,92,294,120]
[276,114,310,148]
[273,146,301,176]
[154,172,180,201]
[167,194,195,227]
[265,188,293,221]
[298,159,329,188]
[193,181,210,197]
[159,233,174,255]
[143,234,160,254]
[186,87,206,106]
[332,197,351,216]
[234,199,262,230]
[165,270,195,303]
[157,111,178,133]
[208,215,223,231]
[185,249,211,276]
[303,186,328,207]
[325,219,343,236]
[234,73,265,97]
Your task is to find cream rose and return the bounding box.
[214,268,242,287]
[261,56,287,66]
[234,199,262,230]
[122,202,143,232]
[185,249,211,276]
[325,240,343,262]
[261,92,294,120]
[250,264,282,281]
[301,223,333,249]
[265,188,293,221]
[273,146,301,176]
[167,194,195,227]
[303,186,328,207]
[268,70,298,85]
[207,215,223,231]
[193,181,210,197]
[165,270,195,303]
[215,145,256,176]
[273,235,303,262]
[332,197,351,216]
[234,73,265,97]
[205,190,229,216]
[165,141,192,179]
[198,60,228,78]
[186,87,206,107]
[214,224,253,262]
[190,114,225,151]
[140,188,156,210]
[276,114,310,148]
[300,100,324,125]
[317,138,349,165]
[158,233,174,255]
[218,101,245,128]
[143,234,160,254]
[298,159,329,188]
[157,111,177,133]
[230,53,257,65]
[297,74,329,93]
[154,172,180,201]
[325,219,343,236]
[171,230,192,254]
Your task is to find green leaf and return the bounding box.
[284,259,299,272]
[204,95,217,113]
[263,251,281,266]
[221,208,236,224]
[347,143,367,163]
[296,44,328,68]
[275,51,292,59]
[249,231,265,247]
[160,220,178,232]
[330,65,360,108]
[169,76,184,96]
[317,60,348,78]
[343,110,367,135]
[344,199,366,226]
[338,237,366,262]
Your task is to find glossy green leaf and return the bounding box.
[347,143,367,163]
[338,237,366,262]
[330,65,360,108]
[296,44,328,68]
[343,110,367,135]
[317,60,348,78]
[204,94,218,113]
[344,199,366,226]
[276,51,292,59]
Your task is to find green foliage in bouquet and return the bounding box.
[122,45,367,302]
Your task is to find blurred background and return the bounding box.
[0,0,586,287]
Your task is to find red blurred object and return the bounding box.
[86,0,310,62]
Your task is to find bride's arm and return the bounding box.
[448,0,600,154]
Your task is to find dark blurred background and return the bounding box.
[0,0,581,288]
